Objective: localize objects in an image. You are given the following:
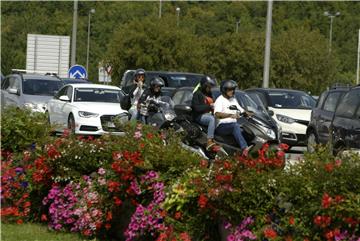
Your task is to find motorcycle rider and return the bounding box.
[191,76,218,150]
[128,68,146,120]
[138,77,165,124]
[214,80,252,153]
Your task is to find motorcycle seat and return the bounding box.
[214,134,239,147]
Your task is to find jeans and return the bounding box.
[215,122,248,149]
[196,113,215,139]
[129,108,139,121]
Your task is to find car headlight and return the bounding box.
[78,111,99,118]
[276,114,295,124]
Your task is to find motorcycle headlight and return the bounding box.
[276,114,295,124]
[259,125,276,140]
[78,111,99,118]
[164,112,176,121]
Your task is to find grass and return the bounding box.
[1,223,96,241]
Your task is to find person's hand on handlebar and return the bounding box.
[244,111,254,117]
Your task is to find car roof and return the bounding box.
[19,74,61,81]
[127,70,205,76]
[246,88,309,94]
[175,86,246,95]
[64,83,121,89]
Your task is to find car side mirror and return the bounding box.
[268,110,274,116]
[59,95,70,102]
[8,88,20,95]
[174,104,192,113]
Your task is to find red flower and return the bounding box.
[325,163,334,172]
[16,219,23,225]
[223,161,232,170]
[82,229,91,236]
[335,195,344,203]
[113,196,122,206]
[106,211,112,221]
[146,133,154,139]
[289,216,295,225]
[314,215,322,226]
[112,151,122,161]
[107,181,120,192]
[279,143,289,150]
[179,232,191,241]
[23,201,31,208]
[322,193,332,209]
[323,216,331,227]
[285,236,293,241]
[199,159,208,168]
[335,159,342,167]
[139,142,145,149]
[276,151,285,158]
[105,223,111,230]
[198,194,208,209]
[264,227,277,239]
[325,230,334,240]
[41,214,47,221]
[174,211,182,220]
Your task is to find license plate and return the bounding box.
[107,122,115,128]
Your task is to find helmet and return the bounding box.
[134,68,145,78]
[200,76,217,88]
[220,80,238,95]
[150,77,165,88]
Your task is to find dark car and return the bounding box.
[121,70,209,97]
[331,86,360,155]
[60,78,90,85]
[306,85,351,152]
[245,88,316,147]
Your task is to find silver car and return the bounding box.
[1,73,63,112]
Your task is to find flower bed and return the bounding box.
[1,107,360,240]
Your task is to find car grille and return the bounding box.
[100,114,129,132]
[79,125,98,132]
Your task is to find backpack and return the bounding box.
[120,94,132,111]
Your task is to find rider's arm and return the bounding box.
[215,112,236,119]
[214,96,237,119]
[191,92,212,113]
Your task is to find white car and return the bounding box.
[47,84,129,135]
[246,88,316,148]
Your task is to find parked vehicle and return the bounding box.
[306,85,351,152]
[60,78,90,85]
[331,85,360,155]
[172,87,281,158]
[121,70,210,97]
[1,73,63,112]
[47,84,129,135]
[246,88,316,148]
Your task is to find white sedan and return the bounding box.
[47,84,130,135]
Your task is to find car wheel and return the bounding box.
[68,114,76,134]
[307,132,318,153]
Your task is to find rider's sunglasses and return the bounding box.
[137,75,145,80]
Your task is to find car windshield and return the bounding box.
[145,73,204,88]
[23,79,63,96]
[74,88,124,103]
[268,91,316,109]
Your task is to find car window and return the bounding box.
[316,92,327,108]
[335,89,360,118]
[172,90,185,105]
[74,88,124,103]
[2,77,10,90]
[323,92,341,112]
[55,86,68,99]
[66,86,73,100]
[23,78,63,96]
[268,91,316,109]
[145,73,203,88]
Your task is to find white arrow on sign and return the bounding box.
[70,70,86,79]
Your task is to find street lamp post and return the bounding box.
[236,19,240,33]
[159,0,162,18]
[262,0,273,88]
[324,11,340,53]
[176,7,180,27]
[86,8,95,74]
[71,0,78,66]
[357,29,360,85]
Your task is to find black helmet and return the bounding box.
[134,68,145,78]
[150,77,165,88]
[220,80,238,95]
[200,76,217,88]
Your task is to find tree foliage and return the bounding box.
[1,1,360,94]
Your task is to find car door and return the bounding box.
[59,86,74,125]
[2,76,21,107]
[49,86,68,126]
[1,77,11,108]
[332,89,360,150]
[353,104,360,149]
[317,91,342,144]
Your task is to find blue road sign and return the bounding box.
[68,65,87,79]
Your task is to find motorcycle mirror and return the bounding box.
[229,105,238,110]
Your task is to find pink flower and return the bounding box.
[134,131,142,140]
[227,234,235,241]
[98,177,106,186]
[97,168,106,175]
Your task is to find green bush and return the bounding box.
[1,107,52,152]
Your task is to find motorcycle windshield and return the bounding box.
[157,96,175,112]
